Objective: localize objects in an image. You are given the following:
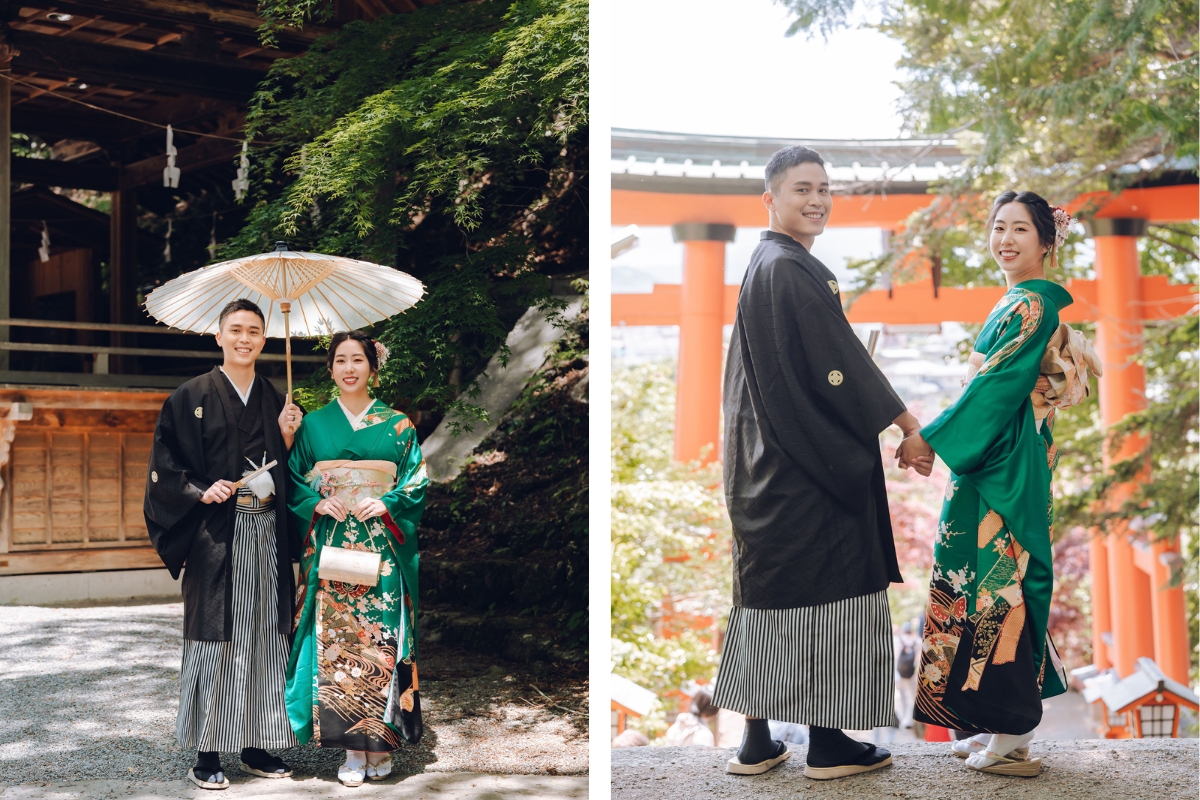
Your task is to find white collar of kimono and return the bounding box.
[337,397,376,430]
[219,367,254,405]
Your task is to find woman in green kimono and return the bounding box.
[286,330,427,786]
[898,191,1074,777]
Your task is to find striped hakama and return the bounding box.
[177,491,299,752]
[712,589,897,730]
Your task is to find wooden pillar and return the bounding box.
[671,223,734,463]
[1089,534,1112,670]
[1150,538,1191,684]
[1092,219,1156,678]
[0,52,11,372]
[109,188,138,373]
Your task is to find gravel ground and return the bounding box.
[0,603,587,784]
[0,773,588,799]
[612,740,1200,800]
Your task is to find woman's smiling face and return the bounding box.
[989,201,1047,278]
[331,338,372,395]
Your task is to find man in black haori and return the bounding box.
[145,299,304,790]
[712,146,933,780]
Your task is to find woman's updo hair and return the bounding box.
[986,190,1057,259]
[327,330,379,378]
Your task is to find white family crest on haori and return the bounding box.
[142,242,425,398]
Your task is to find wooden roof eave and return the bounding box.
[9,0,329,50]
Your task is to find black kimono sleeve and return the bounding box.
[144,385,213,578]
[738,251,905,508]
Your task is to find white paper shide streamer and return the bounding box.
[38,221,50,263]
[163,125,180,188]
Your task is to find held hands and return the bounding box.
[200,479,238,504]
[896,432,934,477]
[892,410,934,477]
[315,496,386,522]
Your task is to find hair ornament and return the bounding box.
[1051,206,1072,249]
[374,340,390,370]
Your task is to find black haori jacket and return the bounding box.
[144,367,295,641]
[723,231,906,609]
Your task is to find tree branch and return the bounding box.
[1146,229,1200,261]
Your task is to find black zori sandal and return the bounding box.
[726,719,791,775]
[189,751,230,790]
[240,747,293,779]
[803,743,893,780]
[803,726,893,780]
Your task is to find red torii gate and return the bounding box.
[612,183,1198,688]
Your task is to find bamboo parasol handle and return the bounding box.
[280,300,293,405]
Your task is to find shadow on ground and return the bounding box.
[0,604,586,783]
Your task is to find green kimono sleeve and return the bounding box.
[923,291,1058,475]
[381,421,427,540]
[287,424,322,542]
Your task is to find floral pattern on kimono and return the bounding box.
[284,399,426,752]
[913,280,1071,736]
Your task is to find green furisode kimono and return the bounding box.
[285,398,427,752]
[913,279,1071,736]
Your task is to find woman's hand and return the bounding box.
[352,498,387,521]
[896,432,935,477]
[315,496,349,522]
[200,479,237,504]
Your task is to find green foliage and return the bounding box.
[233,0,587,425]
[418,305,588,644]
[611,361,732,721]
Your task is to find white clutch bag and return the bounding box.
[318,546,381,587]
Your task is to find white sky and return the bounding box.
[611,0,906,139]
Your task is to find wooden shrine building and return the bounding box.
[610,128,1199,688]
[0,1,429,584]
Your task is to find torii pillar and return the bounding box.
[671,223,735,463]
[1090,218,1190,683]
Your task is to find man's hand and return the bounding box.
[896,433,935,477]
[201,479,237,504]
[278,402,302,449]
[315,496,349,522]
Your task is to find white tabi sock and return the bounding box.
[950,733,990,754]
[343,750,367,770]
[965,731,1034,769]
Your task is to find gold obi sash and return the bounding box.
[311,460,398,588]
[312,459,398,503]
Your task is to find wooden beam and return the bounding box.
[12,104,147,141]
[10,29,267,101]
[12,154,117,190]
[7,0,324,48]
[0,545,161,575]
[612,276,1198,327]
[120,135,239,188]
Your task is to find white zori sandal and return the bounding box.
[367,753,393,781]
[339,751,368,787]
[964,732,1040,777]
[951,733,1028,761]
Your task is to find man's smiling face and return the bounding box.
[764,161,833,245]
[215,309,266,368]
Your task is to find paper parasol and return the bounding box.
[143,241,425,398]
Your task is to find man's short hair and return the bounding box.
[218,298,266,330]
[764,145,826,193]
